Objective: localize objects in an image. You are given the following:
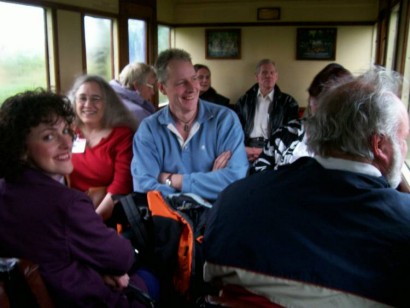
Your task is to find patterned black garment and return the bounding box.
[251,118,305,174]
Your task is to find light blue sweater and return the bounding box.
[131,100,248,201]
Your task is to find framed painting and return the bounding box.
[205,29,241,59]
[296,28,337,60]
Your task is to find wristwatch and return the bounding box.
[165,174,173,187]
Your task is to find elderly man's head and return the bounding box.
[118,62,156,102]
[306,67,409,188]
[255,59,278,96]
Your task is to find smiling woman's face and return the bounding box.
[25,117,73,180]
[75,81,105,128]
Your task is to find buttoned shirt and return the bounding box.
[249,89,274,139]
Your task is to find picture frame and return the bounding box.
[257,7,281,21]
[296,28,337,60]
[205,29,241,59]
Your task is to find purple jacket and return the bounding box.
[0,168,142,307]
[109,80,156,124]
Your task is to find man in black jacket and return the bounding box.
[235,59,299,162]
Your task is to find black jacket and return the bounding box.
[235,83,299,144]
[200,87,230,107]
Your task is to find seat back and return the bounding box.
[0,258,54,308]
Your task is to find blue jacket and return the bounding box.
[109,79,156,124]
[131,100,248,201]
[204,157,410,307]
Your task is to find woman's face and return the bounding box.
[75,81,105,127]
[25,117,73,180]
[196,68,211,94]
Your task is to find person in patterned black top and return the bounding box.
[251,63,353,174]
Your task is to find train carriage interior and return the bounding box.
[1,0,410,306]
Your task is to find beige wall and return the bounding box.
[159,0,378,106]
[174,25,375,107]
[171,0,378,24]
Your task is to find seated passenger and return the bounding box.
[252,63,353,173]
[193,64,230,107]
[109,62,157,123]
[235,59,299,162]
[131,48,248,202]
[203,67,410,307]
[0,90,158,307]
[67,75,138,221]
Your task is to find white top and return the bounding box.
[249,89,274,139]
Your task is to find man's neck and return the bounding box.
[259,86,274,97]
[169,104,198,123]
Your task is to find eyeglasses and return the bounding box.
[76,95,103,104]
[145,83,155,89]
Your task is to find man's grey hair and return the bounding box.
[306,67,404,160]
[155,48,192,84]
[119,62,155,90]
[255,59,276,74]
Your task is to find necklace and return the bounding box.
[175,112,197,132]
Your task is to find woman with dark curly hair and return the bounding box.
[0,89,158,307]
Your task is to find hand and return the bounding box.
[102,273,130,290]
[158,172,171,185]
[245,147,262,162]
[159,172,183,191]
[212,151,231,171]
[95,193,115,221]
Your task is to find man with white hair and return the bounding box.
[203,67,410,307]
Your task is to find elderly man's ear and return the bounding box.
[132,81,140,91]
[371,133,392,173]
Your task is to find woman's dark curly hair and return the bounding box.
[0,89,75,181]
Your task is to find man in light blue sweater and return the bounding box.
[131,48,248,201]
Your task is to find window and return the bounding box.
[0,1,49,104]
[84,15,113,80]
[158,25,171,54]
[157,24,171,106]
[128,19,147,63]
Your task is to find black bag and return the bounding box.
[114,191,211,305]
[112,192,154,266]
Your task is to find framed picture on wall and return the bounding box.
[296,28,337,60]
[205,29,241,59]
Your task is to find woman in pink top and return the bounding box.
[68,75,138,221]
